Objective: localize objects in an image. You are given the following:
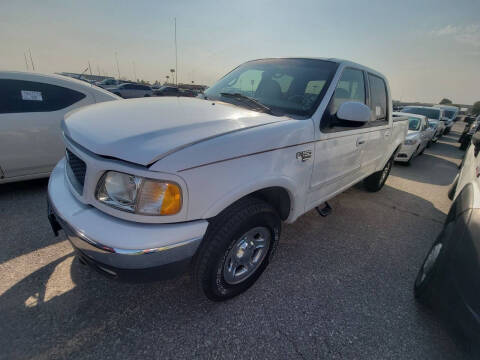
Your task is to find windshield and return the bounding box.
[408,117,421,131]
[204,58,338,117]
[402,107,440,120]
[444,110,457,119]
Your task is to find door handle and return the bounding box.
[356,138,366,146]
[384,130,391,138]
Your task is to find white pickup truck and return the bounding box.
[47,58,407,300]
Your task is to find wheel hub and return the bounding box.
[223,227,271,285]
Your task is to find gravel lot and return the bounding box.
[0,122,473,359]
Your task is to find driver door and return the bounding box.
[306,67,369,211]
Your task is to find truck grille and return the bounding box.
[66,148,86,194]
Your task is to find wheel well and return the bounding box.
[250,187,291,221]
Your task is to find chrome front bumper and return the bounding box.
[47,160,208,274]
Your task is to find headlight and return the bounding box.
[404,138,418,145]
[96,171,182,215]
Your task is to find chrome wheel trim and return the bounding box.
[223,226,271,285]
[419,243,443,284]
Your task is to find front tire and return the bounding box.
[193,197,281,301]
[414,239,446,306]
[364,155,393,192]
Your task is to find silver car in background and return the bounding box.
[109,83,153,98]
[401,106,446,139]
[394,112,432,164]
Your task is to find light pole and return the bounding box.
[24,52,29,71]
[174,18,178,85]
[115,52,121,79]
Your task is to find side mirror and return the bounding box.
[473,132,480,157]
[337,102,371,123]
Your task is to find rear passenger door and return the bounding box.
[0,78,92,178]
[307,67,368,210]
[359,73,390,177]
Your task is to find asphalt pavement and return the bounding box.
[0,122,473,359]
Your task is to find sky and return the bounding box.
[1,0,479,105]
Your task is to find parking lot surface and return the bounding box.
[0,122,473,359]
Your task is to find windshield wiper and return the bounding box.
[219,92,273,114]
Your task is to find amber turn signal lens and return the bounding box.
[160,183,182,215]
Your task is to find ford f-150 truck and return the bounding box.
[47,58,408,301]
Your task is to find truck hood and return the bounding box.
[63,97,288,166]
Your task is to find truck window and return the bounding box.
[204,58,338,117]
[331,68,366,113]
[320,67,367,132]
[305,80,326,95]
[226,69,263,96]
[0,79,86,114]
[368,74,388,122]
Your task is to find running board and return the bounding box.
[316,202,332,217]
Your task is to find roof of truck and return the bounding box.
[245,57,387,80]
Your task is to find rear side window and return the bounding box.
[368,74,388,121]
[0,79,86,114]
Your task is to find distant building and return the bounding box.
[57,72,114,82]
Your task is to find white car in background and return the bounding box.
[0,71,120,183]
[394,112,432,164]
[108,83,153,98]
[434,104,459,134]
[401,106,446,139]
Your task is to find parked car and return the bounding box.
[434,104,459,134]
[0,71,120,184]
[109,83,153,98]
[394,113,432,164]
[153,86,196,97]
[459,115,480,150]
[95,78,121,89]
[47,58,408,301]
[414,131,480,343]
[427,119,442,142]
[401,106,446,137]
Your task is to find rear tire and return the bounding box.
[193,197,281,301]
[364,155,393,192]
